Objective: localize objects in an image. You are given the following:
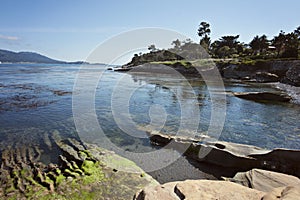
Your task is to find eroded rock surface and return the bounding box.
[227,169,300,192]
[135,178,300,200]
[220,60,300,86]
[262,185,300,200]
[0,132,158,199]
[284,64,300,86]
[134,180,266,200]
[148,132,300,178]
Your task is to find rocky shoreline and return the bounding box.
[118,59,300,87]
[218,60,300,87]
[0,130,299,199]
[147,132,300,178]
[116,59,300,105]
[134,175,300,200]
[134,132,300,200]
[0,132,157,199]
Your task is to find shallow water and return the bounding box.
[0,63,299,161]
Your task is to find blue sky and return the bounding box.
[0,0,299,63]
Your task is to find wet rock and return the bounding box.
[51,90,72,96]
[0,136,158,199]
[284,65,300,86]
[254,72,280,82]
[148,132,300,178]
[219,60,300,86]
[134,180,265,200]
[233,92,292,102]
[223,64,252,79]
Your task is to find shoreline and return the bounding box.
[0,129,299,198]
[119,59,300,87]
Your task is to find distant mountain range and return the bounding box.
[0,49,87,64]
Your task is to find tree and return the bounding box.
[216,46,235,58]
[249,35,269,55]
[282,32,298,58]
[198,22,211,38]
[272,30,286,57]
[294,26,300,58]
[217,35,240,48]
[211,35,241,58]
[294,26,300,38]
[148,44,157,52]
[198,21,211,51]
[171,39,181,50]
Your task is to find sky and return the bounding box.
[0,0,299,64]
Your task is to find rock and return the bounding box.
[134,180,265,200]
[219,60,300,87]
[229,169,300,192]
[254,72,280,82]
[114,67,132,72]
[134,182,180,200]
[0,136,158,199]
[233,92,291,102]
[284,65,300,86]
[262,185,300,200]
[250,149,300,177]
[52,90,72,96]
[223,64,248,79]
[148,132,300,178]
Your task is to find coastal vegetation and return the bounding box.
[124,22,300,68]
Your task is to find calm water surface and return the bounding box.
[0,63,299,159]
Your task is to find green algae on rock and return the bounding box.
[0,133,158,200]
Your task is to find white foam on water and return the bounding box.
[272,82,300,104]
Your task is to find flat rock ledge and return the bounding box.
[0,132,158,199]
[140,132,300,199]
[134,178,300,200]
[233,91,292,103]
[148,132,300,178]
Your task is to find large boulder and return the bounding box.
[284,65,300,86]
[228,169,300,192]
[262,185,300,200]
[148,132,300,178]
[134,180,265,200]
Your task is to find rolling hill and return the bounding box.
[0,49,66,64]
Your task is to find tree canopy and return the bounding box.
[196,21,300,59]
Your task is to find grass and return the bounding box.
[150,60,191,66]
[150,59,216,68]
